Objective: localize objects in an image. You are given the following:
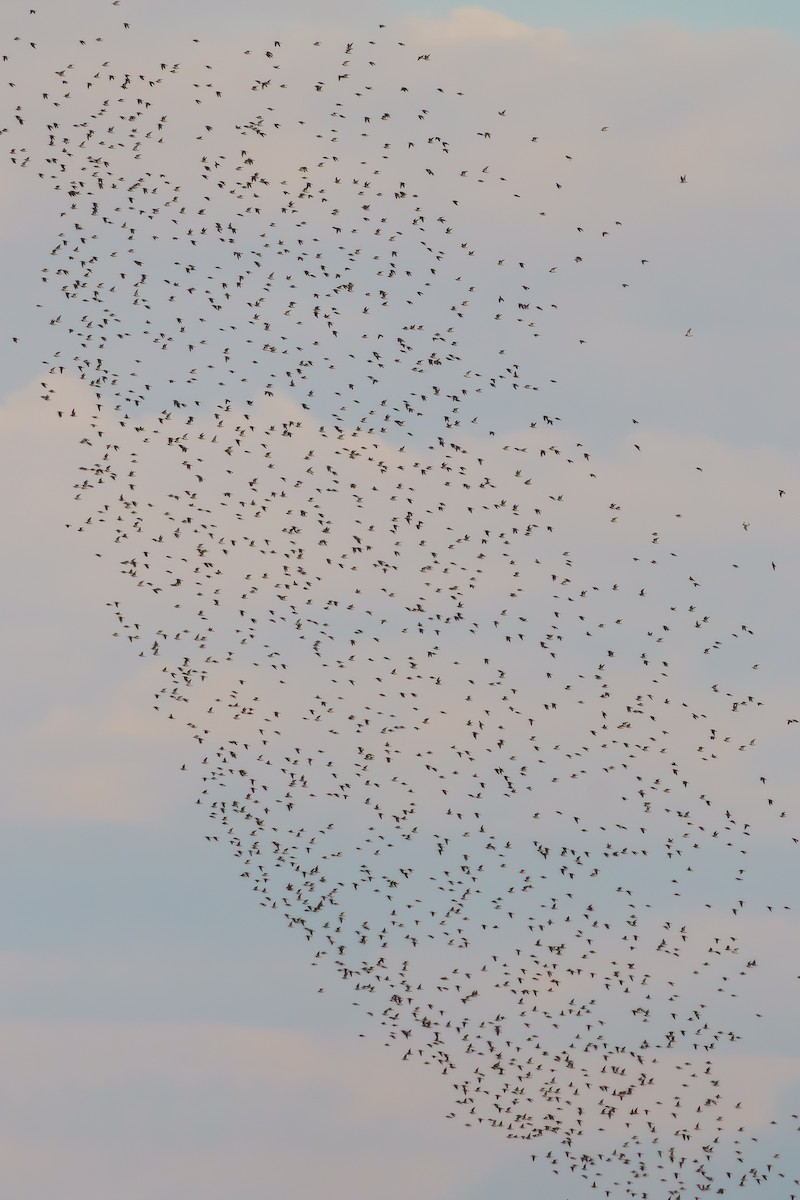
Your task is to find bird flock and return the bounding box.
[3,3,799,1196]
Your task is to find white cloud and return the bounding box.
[412,6,570,47]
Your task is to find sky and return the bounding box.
[1,2,799,1198]
[400,0,800,36]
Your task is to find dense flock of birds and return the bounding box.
[3,3,799,1196]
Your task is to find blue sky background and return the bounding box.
[132,0,800,42]
[2,2,800,1197]
[392,0,800,35]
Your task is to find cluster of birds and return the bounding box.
[3,3,798,1196]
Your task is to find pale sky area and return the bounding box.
[1,2,799,1198]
